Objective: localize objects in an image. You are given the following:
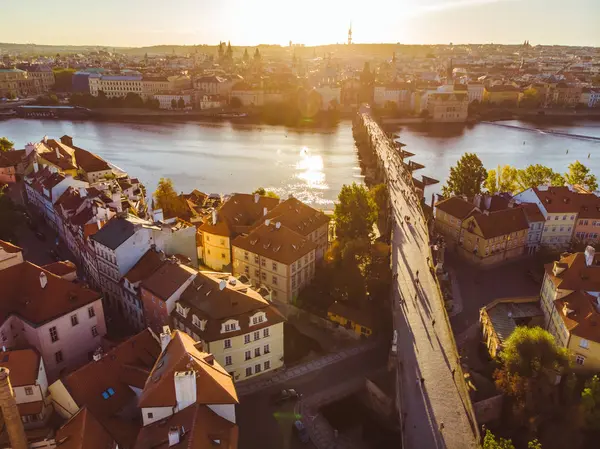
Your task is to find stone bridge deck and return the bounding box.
[354,112,480,449]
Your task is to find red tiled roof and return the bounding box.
[0,261,101,326]
[42,260,77,277]
[544,252,600,291]
[255,197,329,238]
[554,290,600,342]
[55,407,116,449]
[468,208,529,239]
[140,261,196,300]
[0,239,22,254]
[122,249,165,285]
[533,186,583,214]
[133,403,238,449]
[17,401,44,417]
[73,147,111,173]
[520,202,545,223]
[138,331,238,408]
[0,150,25,168]
[0,349,40,387]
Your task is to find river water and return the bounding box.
[1,118,599,207]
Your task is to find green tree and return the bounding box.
[0,137,14,153]
[334,183,377,242]
[516,164,565,190]
[442,153,487,199]
[252,187,279,198]
[153,178,187,219]
[123,92,144,108]
[581,375,600,431]
[171,98,177,109]
[230,97,242,108]
[521,87,540,108]
[177,97,186,109]
[494,327,569,423]
[370,184,388,219]
[52,68,76,92]
[565,160,598,191]
[243,48,250,63]
[483,430,515,449]
[485,165,519,195]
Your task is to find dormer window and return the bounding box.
[221,320,240,333]
[250,311,267,326]
[192,315,206,331]
[176,303,188,318]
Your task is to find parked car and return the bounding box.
[293,420,309,444]
[271,389,302,405]
[35,231,46,241]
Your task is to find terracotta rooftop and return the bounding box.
[520,202,545,223]
[0,261,101,326]
[545,251,600,291]
[469,207,529,239]
[138,331,238,408]
[74,147,111,173]
[533,186,585,214]
[435,196,478,220]
[140,260,196,300]
[255,197,329,238]
[0,349,41,387]
[55,407,115,449]
[199,193,279,237]
[0,149,25,167]
[42,260,77,277]
[174,272,285,342]
[133,403,238,449]
[122,248,165,285]
[554,291,600,342]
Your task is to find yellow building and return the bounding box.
[434,196,478,245]
[327,301,373,337]
[198,193,279,271]
[459,208,529,266]
[170,272,285,381]
[541,248,600,372]
[484,85,523,106]
[232,221,317,304]
[480,297,544,358]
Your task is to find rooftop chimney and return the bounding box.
[275,221,281,229]
[212,210,217,226]
[585,246,595,267]
[55,146,61,159]
[174,370,196,412]
[265,219,271,226]
[219,280,226,290]
[39,272,48,289]
[263,207,268,216]
[254,193,259,204]
[60,135,73,147]
[25,143,35,157]
[168,427,181,447]
[0,368,28,449]
[160,326,172,352]
[42,135,48,144]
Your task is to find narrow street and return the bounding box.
[362,114,480,449]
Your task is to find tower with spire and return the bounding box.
[348,22,353,45]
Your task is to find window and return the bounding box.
[88,306,95,318]
[264,344,270,354]
[254,255,259,263]
[264,360,271,370]
[244,251,249,261]
[562,215,567,220]
[221,253,226,259]
[71,314,79,326]
[244,265,249,274]
[244,334,250,344]
[147,412,153,419]
[272,262,277,271]
[261,258,266,267]
[246,367,253,377]
[225,356,232,366]
[255,364,261,374]
[224,339,231,349]
[576,355,586,366]
[261,272,266,281]
[55,350,63,364]
[25,387,33,396]
[263,328,270,338]
[272,276,278,285]
[580,339,590,349]
[49,327,59,343]
[554,216,558,220]
[254,331,260,341]
[245,350,251,360]
[570,215,575,220]
[91,325,98,337]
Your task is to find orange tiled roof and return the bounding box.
[468,207,529,239]
[133,403,238,449]
[0,261,101,326]
[232,222,317,265]
[123,249,165,285]
[55,407,116,449]
[533,186,584,214]
[255,197,329,238]
[435,196,478,220]
[140,260,196,300]
[554,290,600,342]
[520,202,545,223]
[544,252,600,291]
[0,349,40,387]
[42,260,76,277]
[138,331,238,408]
[17,400,44,416]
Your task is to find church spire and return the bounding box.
[348,22,353,45]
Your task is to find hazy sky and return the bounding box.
[2,0,599,47]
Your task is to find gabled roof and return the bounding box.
[73,147,111,173]
[91,216,141,250]
[255,197,329,238]
[435,196,478,220]
[0,349,41,387]
[0,261,101,326]
[545,252,600,291]
[554,290,600,342]
[133,403,238,449]
[138,331,238,408]
[232,222,317,265]
[122,249,165,285]
[0,149,25,168]
[42,260,77,277]
[532,186,583,214]
[55,407,115,449]
[175,273,285,342]
[520,202,545,223]
[140,260,196,300]
[468,208,529,239]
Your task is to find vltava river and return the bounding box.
[1,118,599,206]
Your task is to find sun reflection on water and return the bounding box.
[295,147,327,190]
